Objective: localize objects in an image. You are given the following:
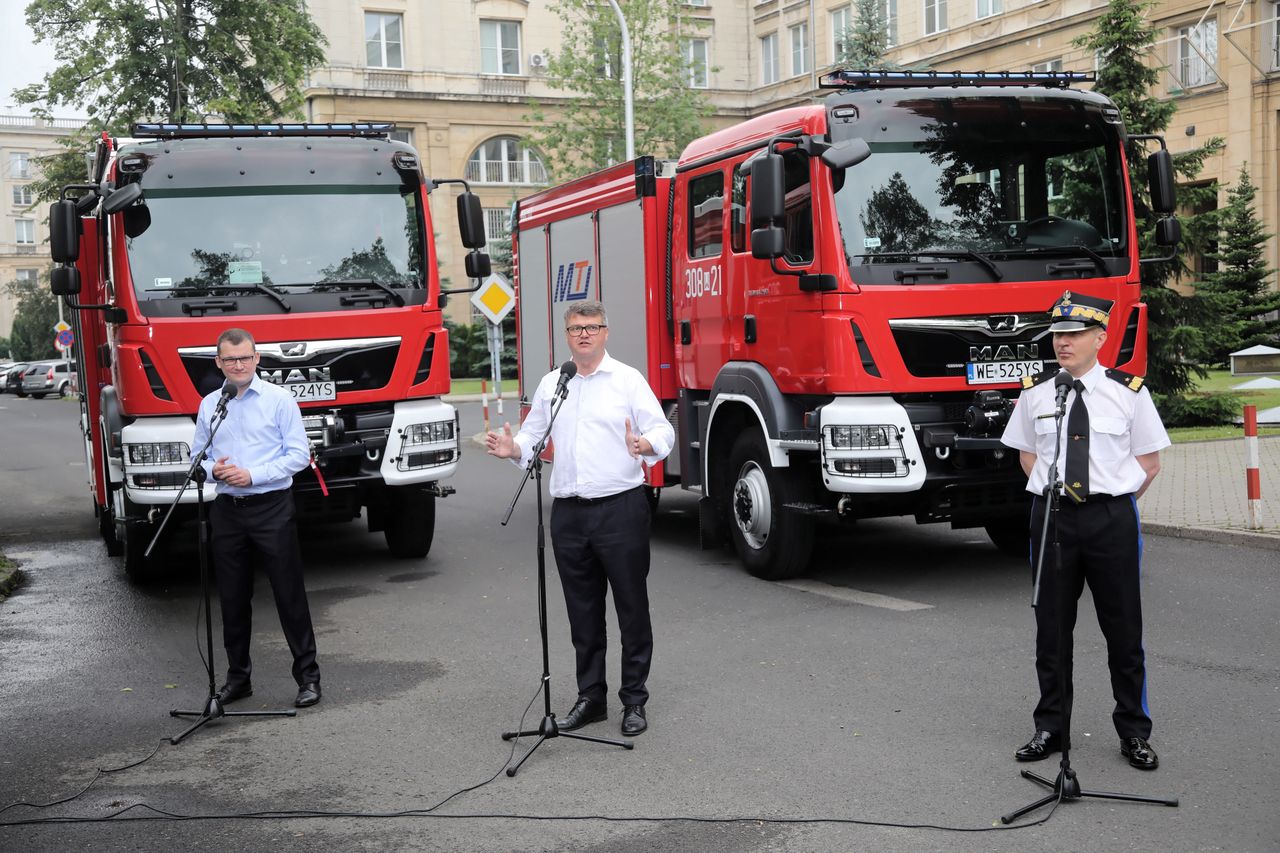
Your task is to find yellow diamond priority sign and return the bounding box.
[470,273,515,325]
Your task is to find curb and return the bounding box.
[1143,522,1280,551]
[0,564,24,601]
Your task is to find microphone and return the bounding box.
[554,361,577,400]
[1053,371,1073,413]
[214,380,236,414]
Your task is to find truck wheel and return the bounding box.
[121,519,161,582]
[384,485,436,558]
[724,430,814,580]
[100,497,123,556]
[985,520,1030,558]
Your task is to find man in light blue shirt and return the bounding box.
[192,328,322,709]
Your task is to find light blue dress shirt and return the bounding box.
[192,375,310,495]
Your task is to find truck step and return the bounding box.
[782,501,833,516]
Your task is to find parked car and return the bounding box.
[1,362,29,394]
[22,361,77,399]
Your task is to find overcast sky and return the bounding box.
[1,5,86,117]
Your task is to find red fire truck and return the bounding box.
[47,123,491,581]
[513,71,1180,579]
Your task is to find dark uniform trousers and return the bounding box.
[550,486,653,706]
[1029,493,1150,743]
[210,489,320,688]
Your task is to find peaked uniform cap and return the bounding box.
[1048,290,1113,332]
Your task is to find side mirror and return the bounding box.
[750,226,785,260]
[749,153,784,229]
[457,191,487,249]
[465,251,491,279]
[821,138,871,171]
[101,182,143,214]
[49,200,80,263]
[1154,216,1181,247]
[1147,149,1176,215]
[51,265,82,296]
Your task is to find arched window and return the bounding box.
[466,136,547,185]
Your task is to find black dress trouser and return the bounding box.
[210,490,320,687]
[1029,493,1150,742]
[550,486,653,706]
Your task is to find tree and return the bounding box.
[1075,0,1224,396]
[1195,164,1280,362]
[835,0,898,69]
[6,280,60,361]
[15,0,326,203]
[527,0,714,181]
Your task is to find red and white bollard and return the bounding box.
[1244,404,1262,529]
[481,379,490,434]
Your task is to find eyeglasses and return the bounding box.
[566,324,606,337]
[218,354,256,366]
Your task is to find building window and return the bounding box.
[466,136,546,185]
[12,185,33,206]
[483,207,510,259]
[365,12,403,69]
[831,5,852,64]
[1272,1,1280,70]
[1033,58,1064,74]
[389,128,413,146]
[761,32,779,85]
[924,0,947,35]
[790,23,810,77]
[884,0,899,47]
[9,152,30,179]
[481,20,522,75]
[595,34,619,78]
[688,171,724,259]
[687,0,707,5]
[1177,20,1218,88]
[976,0,1001,19]
[15,268,38,286]
[685,38,709,88]
[16,219,35,245]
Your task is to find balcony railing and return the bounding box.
[464,160,548,185]
[364,70,410,90]
[479,76,527,96]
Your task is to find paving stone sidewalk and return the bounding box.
[1140,435,1280,549]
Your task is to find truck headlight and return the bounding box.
[127,442,190,465]
[826,425,893,449]
[402,420,455,446]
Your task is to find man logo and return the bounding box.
[988,315,1018,333]
[554,261,593,302]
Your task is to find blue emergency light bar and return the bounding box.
[820,70,1094,90]
[132,122,397,139]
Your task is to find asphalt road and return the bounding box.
[0,393,1277,852]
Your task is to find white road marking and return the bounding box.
[777,579,934,611]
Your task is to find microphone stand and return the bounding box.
[498,382,633,776]
[157,395,296,744]
[1002,380,1177,822]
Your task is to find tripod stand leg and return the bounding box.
[1001,792,1060,824]
[558,730,634,749]
[506,734,549,777]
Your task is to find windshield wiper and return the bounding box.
[314,277,405,307]
[857,249,1004,280]
[993,245,1110,273]
[153,282,291,312]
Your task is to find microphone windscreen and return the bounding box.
[560,360,578,379]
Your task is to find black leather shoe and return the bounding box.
[621,704,647,736]
[559,697,606,731]
[1120,736,1159,770]
[295,682,321,708]
[1015,730,1061,761]
[215,682,252,706]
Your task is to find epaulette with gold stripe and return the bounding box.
[1020,368,1059,390]
[1105,367,1145,392]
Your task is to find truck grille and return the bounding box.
[179,336,401,397]
[888,315,1051,378]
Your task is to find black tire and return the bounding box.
[120,499,162,582]
[31,393,45,399]
[723,429,814,580]
[985,520,1030,557]
[384,485,436,558]
[58,381,71,398]
[97,424,123,556]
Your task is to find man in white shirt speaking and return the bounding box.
[487,300,674,737]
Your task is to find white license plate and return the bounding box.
[286,381,336,402]
[966,360,1044,385]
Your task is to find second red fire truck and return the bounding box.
[513,71,1180,579]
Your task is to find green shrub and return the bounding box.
[1153,392,1242,427]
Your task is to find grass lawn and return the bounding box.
[448,377,516,396]
[1166,368,1280,443]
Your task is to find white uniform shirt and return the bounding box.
[1001,361,1170,497]
[513,352,675,499]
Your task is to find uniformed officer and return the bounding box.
[1000,290,1169,770]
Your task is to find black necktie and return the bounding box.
[1063,379,1089,503]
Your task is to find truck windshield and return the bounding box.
[125,184,426,305]
[830,95,1128,282]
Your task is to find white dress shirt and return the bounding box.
[513,352,675,499]
[192,375,310,495]
[1001,361,1169,497]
